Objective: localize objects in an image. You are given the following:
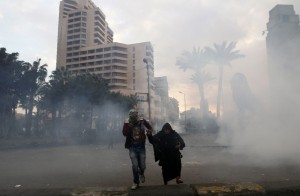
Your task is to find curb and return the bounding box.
[2,183,300,196]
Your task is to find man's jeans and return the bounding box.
[129,146,146,184]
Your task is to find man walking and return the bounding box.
[122,109,153,190]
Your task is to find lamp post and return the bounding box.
[179,91,186,131]
[143,58,151,122]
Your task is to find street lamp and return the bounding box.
[143,58,151,122]
[179,91,186,132]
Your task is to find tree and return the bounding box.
[19,59,48,136]
[176,47,213,117]
[38,68,69,137]
[0,48,23,137]
[205,41,244,118]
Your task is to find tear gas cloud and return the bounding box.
[216,53,300,166]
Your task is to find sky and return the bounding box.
[0,0,300,113]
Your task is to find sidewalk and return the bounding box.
[2,182,300,196]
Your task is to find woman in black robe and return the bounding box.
[147,122,185,185]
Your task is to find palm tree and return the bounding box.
[20,59,48,136]
[0,48,23,137]
[205,41,244,118]
[176,47,213,116]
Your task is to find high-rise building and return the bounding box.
[57,0,113,68]
[56,0,157,120]
[266,4,300,117]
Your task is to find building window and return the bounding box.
[80,57,87,61]
[96,48,103,53]
[104,66,111,70]
[104,60,111,64]
[72,28,79,33]
[88,55,95,60]
[104,53,111,58]
[104,47,111,51]
[80,51,87,55]
[88,49,95,54]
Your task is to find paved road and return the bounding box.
[0,133,300,195]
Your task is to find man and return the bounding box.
[122,109,153,190]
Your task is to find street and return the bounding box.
[0,133,300,192]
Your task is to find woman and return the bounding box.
[147,122,185,185]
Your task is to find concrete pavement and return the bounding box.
[2,182,300,196]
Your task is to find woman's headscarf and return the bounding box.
[161,122,174,132]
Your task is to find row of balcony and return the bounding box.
[66,52,128,59]
[66,63,127,71]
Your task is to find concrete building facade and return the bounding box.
[56,0,158,120]
[266,4,300,118]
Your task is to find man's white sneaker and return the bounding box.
[131,183,139,190]
[140,175,145,183]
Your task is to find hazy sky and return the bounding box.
[0,0,300,113]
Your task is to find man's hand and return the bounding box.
[146,129,153,136]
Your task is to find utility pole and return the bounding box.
[143,58,151,122]
[179,91,186,132]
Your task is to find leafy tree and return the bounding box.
[176,47,213,117]
[205,41,244,118]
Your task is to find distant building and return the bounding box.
[56,0,165,121]
[266,4,300,115]
[154,76,169,122]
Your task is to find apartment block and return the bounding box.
[56,0,158,120]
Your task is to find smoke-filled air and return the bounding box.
[1,0,300,194]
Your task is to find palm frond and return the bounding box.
[190,71,214,85]
[206,41,244,66]
[176,47,209,72]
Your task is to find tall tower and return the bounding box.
[266,4,300,119]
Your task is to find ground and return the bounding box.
[0,133,300,195]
